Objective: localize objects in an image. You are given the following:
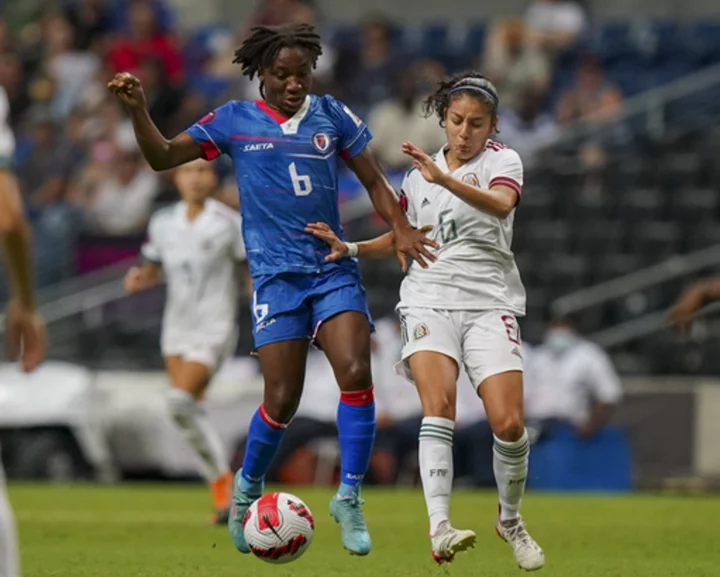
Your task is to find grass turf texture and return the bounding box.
[9,484,720,576]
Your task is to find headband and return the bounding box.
[448,79,498,106]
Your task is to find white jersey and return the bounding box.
[0,87,15,167]
[142,198,246,341]
[398,140,526,315]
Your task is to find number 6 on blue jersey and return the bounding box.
[289,162,312,196]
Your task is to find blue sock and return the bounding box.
[336,386,376,498]
[240,404,287,492]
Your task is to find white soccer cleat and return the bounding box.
[495,515,545,571]
[430,520,477,565]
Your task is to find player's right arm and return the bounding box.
[108,73,203,171]
[127,213,163,293]
[669,278,720,334]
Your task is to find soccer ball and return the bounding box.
[243,492,315,564]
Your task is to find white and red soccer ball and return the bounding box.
[242,492,315,564]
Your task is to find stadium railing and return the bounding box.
[551,244,720,349]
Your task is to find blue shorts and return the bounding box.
[251,268,374,349]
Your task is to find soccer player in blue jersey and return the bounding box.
[108,23,434,557]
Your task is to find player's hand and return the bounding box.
[402,141,446,185]
[4,301,46,373]
[124,267,149,293]
[393,224,438,272]
[107,72,147,110]
[668,286,705,335]
[305,223,349,262]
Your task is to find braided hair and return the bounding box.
[424,71,500,127]
[233,23,322,97]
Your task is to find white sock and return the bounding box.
[168,388,228,481]
[0,470,19,577]
[419,416,454,535]
[493,429,529,522]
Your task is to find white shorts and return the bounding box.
[161,328,238,374]
[395,308,524,387]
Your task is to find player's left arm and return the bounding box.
[669,277,720,334]
[402,142,520,220]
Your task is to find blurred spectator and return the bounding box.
[80,126,160,236]
[524,0,587,54]
[482,18,551,114]
[135,58,183,136]
[107,0,184,84]
[64,0,111,52]
[525,318,623,440]
[367,62,446,171]
[16,108,77,211]
[335,16,403,113]
[499,89,559,169]
[555,55,623,126]
[0,51,31,130]
[43,14,101,119]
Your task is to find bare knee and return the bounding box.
[492,412,525,442]
[336,359,372,392]
[263,382,302,424]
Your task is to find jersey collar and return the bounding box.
[255,96,312,135]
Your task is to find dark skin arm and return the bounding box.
[346,149,437,270]
[305,224,437,268]
[107,73,202,171]
[669,277,720,334]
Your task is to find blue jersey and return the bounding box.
[186,95,372,278]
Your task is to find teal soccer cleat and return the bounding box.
[329,493,372,556]
[227,469,262,554]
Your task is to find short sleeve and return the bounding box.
[325,96,372,160]
[233,214,246,262]
[141,215,163,265]
[185,102,235,160]
[399,170,419,228]
[489,148,523,197]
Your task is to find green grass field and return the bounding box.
[9,484,720,576]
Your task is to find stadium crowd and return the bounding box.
[0,0,621,297]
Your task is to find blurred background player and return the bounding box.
[123,158,248,524]
[308,73,544,569]
[108,22,433,556]
[0,85,46,577]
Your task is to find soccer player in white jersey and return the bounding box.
[124,159,249,524]
[0,85,46,577]
[307,72,544,570]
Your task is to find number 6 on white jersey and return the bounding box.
[289,162,312,196]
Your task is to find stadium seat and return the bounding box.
[528,423,633,492]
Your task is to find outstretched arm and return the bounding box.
[305,223,436,262]
[669,278,720,334]
[108,73,202,171]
